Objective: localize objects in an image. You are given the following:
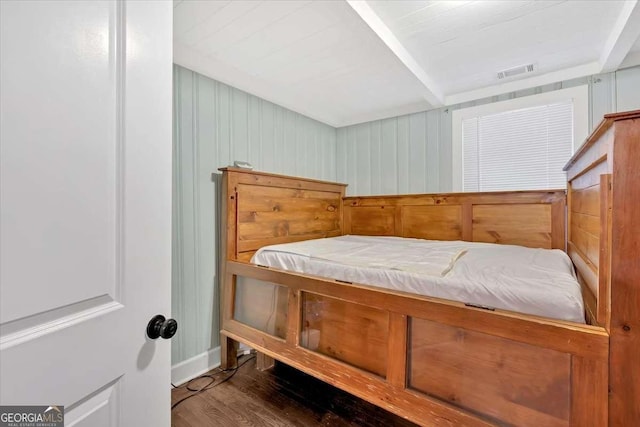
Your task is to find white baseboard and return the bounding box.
[171,347,221,386]
[171,343,253,386]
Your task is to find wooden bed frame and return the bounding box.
[218,110,640,426]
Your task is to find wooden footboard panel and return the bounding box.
[221,261,609,427]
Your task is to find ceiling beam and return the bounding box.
[600,0,640,72]
[444,62,601,106]
[345,0,444,107]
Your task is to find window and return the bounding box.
[452,85,589,192]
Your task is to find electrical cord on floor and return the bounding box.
[171,353,256,410]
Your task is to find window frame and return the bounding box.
[451,85,589,192]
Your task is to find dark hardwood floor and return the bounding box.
[171,354,418,426]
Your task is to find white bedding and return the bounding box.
[251,235,585,323]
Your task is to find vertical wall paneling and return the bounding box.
[356,124,371,195]
[282,110,295,176]
[175,69,197,360]
[336,128,348,192]
[297,113,304,176]
[345,126,358,195]
[438,109,453,191]
[370,121,382,195]
[590,73,616,128]
[217,83,231,167]
[308,121,317,178]
[261,102,274,171]
[172,65,337,367]
[615,67,640,112]
[248,96,261,167]
[408,113,426,194]
[426,110,440,192]
[380,118,398,194]
[196,76,217,357]
[172,70,185,364]
[336,66,640,195]
[232,90,249,163]
[397,116,410,194]
[274,107,284,172]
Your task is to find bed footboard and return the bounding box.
[221,262,608,427]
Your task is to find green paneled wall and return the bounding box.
[172,65,336,365]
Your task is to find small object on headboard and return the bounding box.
[233,160,253,170]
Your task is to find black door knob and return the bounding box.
[147,314,178,340]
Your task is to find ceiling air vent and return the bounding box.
[497,63,535,80]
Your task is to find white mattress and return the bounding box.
[251,235,585,323]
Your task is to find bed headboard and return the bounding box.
[563,109,640,330]
[219,168,347,262]
[343,191,566,250]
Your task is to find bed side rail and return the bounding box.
[221,261,608,427]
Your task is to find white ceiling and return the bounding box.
[622,27,640,67]
[174,0,640,127]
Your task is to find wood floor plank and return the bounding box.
[171,356,418,427]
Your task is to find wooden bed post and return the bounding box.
[255,353,275,371]
[219,170,239,370]
[220,336,238,370]
[607,114,640,426]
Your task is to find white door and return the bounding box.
[0,1,172,426]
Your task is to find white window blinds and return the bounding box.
[462,101,573,192]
